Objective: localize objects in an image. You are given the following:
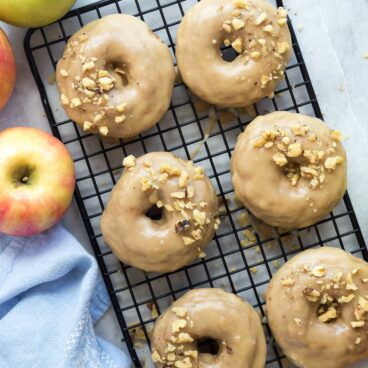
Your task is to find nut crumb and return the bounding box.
[83,121,93,131]
[98,126,109,136]
[255,12,267,25]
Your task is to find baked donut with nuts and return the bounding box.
[56,14,175,138]
[176,0,292,107]
[266,247,368,368]
[151,288,266,368]
[100,152,220,273]
[231,111,347,229]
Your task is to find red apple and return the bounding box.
[0,28,16,111]
[0,127,76,236]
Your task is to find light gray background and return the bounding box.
[1,0,367,366]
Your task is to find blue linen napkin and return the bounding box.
[0,224,131,368]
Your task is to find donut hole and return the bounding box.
[197,337,220,356]
[106,61,129,86]
[220,44,238,62]
[145,204,164,221]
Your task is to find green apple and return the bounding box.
[0,0,76,28]
[0,127,76,236]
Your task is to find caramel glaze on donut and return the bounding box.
[231,111,347,229]
[56,14,175,138]
[176,0,291,107]
[266,247,368,368]
[100,152,220,273]
[151,288,266,368]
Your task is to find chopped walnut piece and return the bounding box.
[82,77,96,89]
[264,141,273,149]
[263,24,274,34]
[346,273,358,291]
[338,294,355,303]
[272,152,288,167]
[311,265,326,278]
[171,192,186,199]
[231,37,243,53]
[184,350,198,359]
[303,287,321,302]
[83,121,93,131]
[191,229,203,240]
[115,115,126,124]
[250,51,261,60]
[324,156,343,170]
[232,18,245,30]
[151,350,162,363]
[122,155,136,169]
[351,321,365,328]
[179,171,189,188]
[277,7,288,18]
[193,167,205,179]
[193,209,206,226]
[182,236,195,246]
[277,41,290,54]
[255,12,267,25]
[281,277,295,286]
[294,318,302,326]
[287,142,303,158]
[292,123,309,136]
[60,94,69,105]
[99,126,108,136]
[198,250,206,258]
[358,296,368,312]
[233,0,248,9]
[172,319,187,333]
[116,103,127,112]
[222,23,232,33]
[70,97,82,108]
[98,76,115,91]
[318,306,338,322]
[278,18,287,26]
[60,69,68,77]
[172,307,188,318]
[253,137,266,148]
[98,70,109,78]
[94,113,103,123]
[261,74,271,87]
[176,332,193,343]
[82,61,95,73]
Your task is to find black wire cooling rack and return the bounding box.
[24,0,367,367]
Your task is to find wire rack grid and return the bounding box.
[24,0,367,367]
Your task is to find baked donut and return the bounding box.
[231,111,347,229]
[176,0,291,107]
[100,152,220,273]
[56,14,175,138]
[151,288,266,367]
[266,247,368,368]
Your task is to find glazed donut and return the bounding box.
[176,0,291,107]
[56,14,175,138]
[231,111,347,229]
[151,288,266,368]
[266,247,368,368]
[100,152,219,273]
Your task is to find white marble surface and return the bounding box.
[1,0,367,366]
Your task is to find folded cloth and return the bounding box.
[0,225,131,368]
